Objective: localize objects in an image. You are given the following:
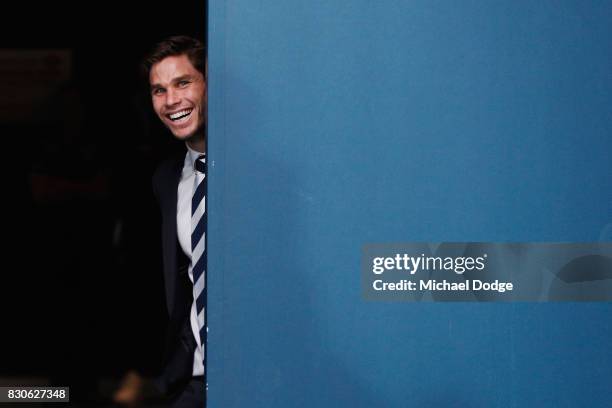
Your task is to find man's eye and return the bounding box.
[152,88,165,95]
[178,80,190,87]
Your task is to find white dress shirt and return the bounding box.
[176,144,205,376]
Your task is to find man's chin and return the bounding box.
[170,126,204,143]
[168,125,194,139]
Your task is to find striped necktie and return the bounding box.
[192,154,207,368]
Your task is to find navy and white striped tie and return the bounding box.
[192,154,207,368]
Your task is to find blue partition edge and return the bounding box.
[208,1,612,406]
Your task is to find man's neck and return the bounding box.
[186,132,206,153]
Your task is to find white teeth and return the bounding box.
[169,109,193,120]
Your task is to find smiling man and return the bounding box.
[142,36,208,408]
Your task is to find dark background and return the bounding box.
[0,1,206,404]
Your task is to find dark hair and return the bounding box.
[141,35,206,80]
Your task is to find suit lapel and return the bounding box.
[161,153,185,316]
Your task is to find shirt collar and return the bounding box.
[183,143,206,176]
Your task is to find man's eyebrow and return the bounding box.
[150,75,197,92]
[172,75,195,83]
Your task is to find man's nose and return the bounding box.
[165,88,181,106]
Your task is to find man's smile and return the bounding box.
[167,108,194,122]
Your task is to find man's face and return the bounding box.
[149,54,206,141]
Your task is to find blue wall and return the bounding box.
[208,1,612,406]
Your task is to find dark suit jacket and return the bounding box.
[151,150,198,396]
